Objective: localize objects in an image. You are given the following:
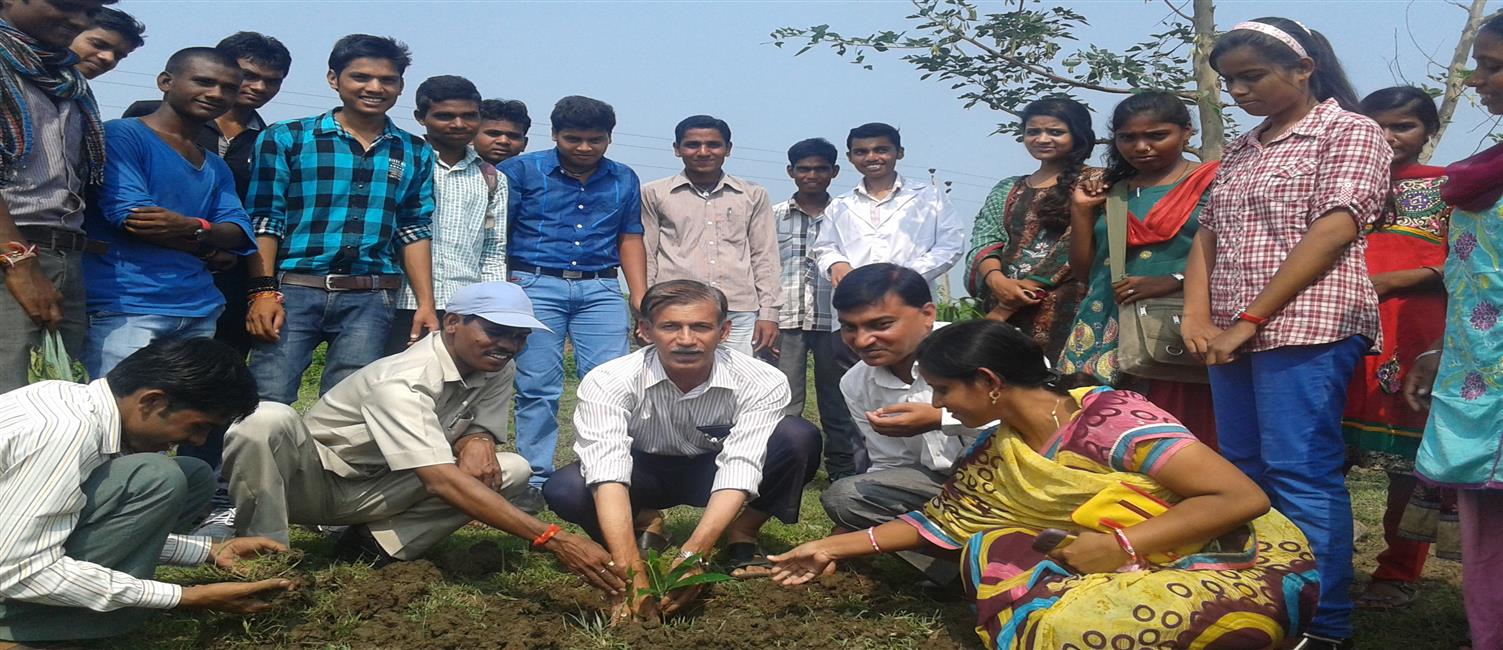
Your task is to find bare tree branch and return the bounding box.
[1162,0,1192,22]
[1424,0,1490,162]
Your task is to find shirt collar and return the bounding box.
[872,360,918,390]
[784,195,828,221]
[435,145,484,172]
[1245,98,1341,148]
[314,109,397,141]
[852,174,909,201]
[545,147,617,181]
[641,347,737,395]
[425,332,478,387]
[88,378,123,456]
[670,172,744,194]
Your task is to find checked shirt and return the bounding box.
[771,198,832,331]
[247,110,435,277]
[1201,99,1390,352]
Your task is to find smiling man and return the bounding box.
[641,115,781,357]
[544,280,821,618]
[81,47,255,379]
[219,282,626,595]
[0,338,293,645]
[67,6,144,80]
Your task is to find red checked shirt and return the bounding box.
[1201,99,1390,353]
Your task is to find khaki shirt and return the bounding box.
[304,333,508,478]
[640,173,781,319]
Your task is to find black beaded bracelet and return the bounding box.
[246,276,279,295]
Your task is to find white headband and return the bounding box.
[1230,21,1309,59]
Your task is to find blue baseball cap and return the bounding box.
[445,282,552,332]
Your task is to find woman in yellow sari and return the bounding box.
[771,319,1319,649]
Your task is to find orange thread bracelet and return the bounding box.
[532,523,561,548]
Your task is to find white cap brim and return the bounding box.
[474,310,553,333]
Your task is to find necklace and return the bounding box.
[1049,395,1067,431]
[690,183,715,200]
[1132,160,1192,197]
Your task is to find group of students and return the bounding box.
[2,2,1503,649]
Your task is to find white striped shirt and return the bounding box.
[0,380,213,612]
[398,146,507,310]
[573,346,791,495]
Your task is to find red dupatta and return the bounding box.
[1125,161,1220,246]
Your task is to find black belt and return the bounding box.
[18,226,108,255]
[280,272,401,291]
[510,263,618,280]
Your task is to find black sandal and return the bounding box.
[722,541,773,578]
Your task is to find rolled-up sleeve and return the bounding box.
[1311,117,1391,228]
[573,372,637,487]
[360,380,454,471]
[247,126,290,239]
[711,376,790,495]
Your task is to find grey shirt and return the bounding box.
[2,80,86,233]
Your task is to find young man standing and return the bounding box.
[641,115,780,356]
[822,263,976,584]
[0,0,113,394]
[82,48,255,377]
[67,5,144,80]
[500,95,647,505]
[473,98,529,165]
[383,75,507,361]
[243,34,437,404]
[762,138,863,480]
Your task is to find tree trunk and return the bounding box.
[1424,0,1490,164]
[1191,0,1223,160]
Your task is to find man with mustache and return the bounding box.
[81,47,254,377]
[821,263,978,585]
[219,282,626,596]
[544,280,821,619]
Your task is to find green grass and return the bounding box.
[104,349,1463,649]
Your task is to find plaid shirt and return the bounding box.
[1201,99,1389,352]
[248,110,434,276]
[397,147,506,310]
[771,197,832,331]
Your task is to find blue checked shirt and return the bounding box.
[771,198,832,331]
[248,110,434,276]
[500,148,643,272]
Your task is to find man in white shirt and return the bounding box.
[823,263,978,584]
[543,280,820,620]
[0,338,292,644]
[220,282,625,596]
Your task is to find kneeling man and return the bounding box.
[822,263,980,584]
[222,282,624,595]
[544,280,821,615]
[0,339,291,645]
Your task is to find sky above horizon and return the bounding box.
[91,0,1499,294]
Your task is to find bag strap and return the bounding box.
[1105,185,1130,283]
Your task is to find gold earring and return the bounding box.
[988,389,1002,406]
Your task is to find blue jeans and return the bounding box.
[84,307,224,378]
[1207,336,1365,639]
[511,271,630,487]
[248,284,394,404]
[724,311,756,355]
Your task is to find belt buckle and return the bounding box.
[324,275,339,291]
[562,269,583,279]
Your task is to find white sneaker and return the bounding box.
[192,506,237,540]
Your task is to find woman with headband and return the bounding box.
[1181,16,1389,650]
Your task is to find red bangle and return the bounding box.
[196,218,212,232]
[531,523,561,548]
[1234,310,1269,327]
[1111,526,1144,570]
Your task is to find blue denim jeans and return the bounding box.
[724,311,757,355]
[1207,336,1366,639]
[247,284,394,404]
[84,306,225,377]
[510,271,630,487]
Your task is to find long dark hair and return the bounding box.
[1102,92,1194,185]
[916,320,1074,396]
[1020,98,1095,225]
[1358,86,1441,136]
[1210,17,1359,111]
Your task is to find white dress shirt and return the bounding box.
[811,175,967,328]
[572,346,791,496]
[0,380,213,612]
[840,359,979,473]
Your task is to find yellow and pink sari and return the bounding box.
[899,387,1318,649]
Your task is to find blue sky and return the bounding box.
[91,0,1498,291]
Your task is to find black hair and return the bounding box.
[164,46,239,76]
[1210,17,1359,111]
[846,122,901,150]
[215,31,291,75]
[480,98,531,132]
[639,279,728,323]
[831,263,932,313]
[327,34,411,76]
[107,338,259,422]
[1103,91,1194,185]
[91,6,145,49]
[916,319,1070,395]
[787,137,838,167]
[551,95,616,134]
[1358,86,1441,136]
[1020,97,1095,224]
[414,75,480,118]
[674,114,731,145]
[1483,11,1503,40]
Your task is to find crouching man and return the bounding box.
[544,280,822,620]
[221,282,624,595]
[0,338,291,645]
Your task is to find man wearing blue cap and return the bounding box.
[219,281,627,594]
